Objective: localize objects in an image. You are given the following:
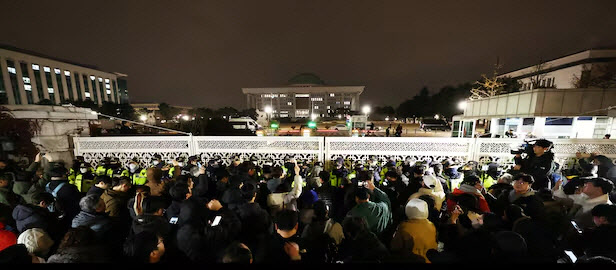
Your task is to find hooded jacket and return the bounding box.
[11,204,53,233]
[46,179,81,223]
[446,184,491,214]
[391,199,438,263]
[131,214,171,240]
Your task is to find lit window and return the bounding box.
[7,67,16,74]
[32,64,40,70]
[98,77,102,82]
[280,111,288,113]
[22,77,31,84]
[105,84,111,89]
[43,67,51,72]
[327,106,331,109]
[330,93,335,97]
[280,114,288,118]
[314,106,319,109]
[280,94,287,97]
[90,75,95,80]
[287,102,292,105]
[104,79,110,83]
[106,90,111,94]
[311,97,323,101]
[64,71,71,76]
[47,87,55,93]
[344,101,351,105]
[24,85,32,91]
[295,94,310,98]
[85,92,91,98]
[54,68,61,74]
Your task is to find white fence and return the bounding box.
[73,136,616,170]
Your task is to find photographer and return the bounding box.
[512,139,556,190]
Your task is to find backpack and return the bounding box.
[304,219,339,263]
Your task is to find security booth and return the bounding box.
[451,115,476,138]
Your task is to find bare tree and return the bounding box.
[572,62,616,89]
[528,59,551,89]
[469,62,506,100]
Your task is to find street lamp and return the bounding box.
[362,105,371,115]
[264,106,273,122]
[182,115,190,121]
[139,115,147,122]
[434,114,440,120]
[458,101,467,110]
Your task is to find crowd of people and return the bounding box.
[0,138,615,264]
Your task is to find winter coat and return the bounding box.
[71,211,113,239]
[494,189,546,221]
[446,185,491,214]
[346,187,392,235]
[267,174,303,214]
[46,246,110,263]
[11,204,55,234]
[234,201,272,252]
[46,180,81,223]
[166,200,182,223]
[256,233,306,263]
[175,199,241,263]
[338,229,389,263]
[131,214,171,240]
[0,187,22,208]
[100,189,130,218]
[511,216,560,263]
[570,193,613,229]
[515,152,555,190]
[582,224,616,260]
[391,198,438,263]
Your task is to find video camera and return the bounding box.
[510,139,535,155]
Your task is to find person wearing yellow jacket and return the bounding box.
[127,160,147,186]
[391,198,438,263]
[70,163,96,193]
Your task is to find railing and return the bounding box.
[73,136,616,170]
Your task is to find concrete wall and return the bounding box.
[4,105,97,166]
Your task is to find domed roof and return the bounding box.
[288,73,325,86]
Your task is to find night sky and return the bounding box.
[2,0,616,109]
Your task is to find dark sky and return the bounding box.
[2,0,616,109]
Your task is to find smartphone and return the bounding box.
[571,220,583,234]
[197,162,202,169]
[169,217,178,224]
[564,250,577,263]
[211,216,222,226]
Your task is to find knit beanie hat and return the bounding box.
[405,198,429,220]
[17,228,54,257]
[0,222,17,252]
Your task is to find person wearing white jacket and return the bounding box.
[408,175,447,211]
[267,161,303,216]
[554,177,613,229]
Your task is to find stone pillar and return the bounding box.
[50,70,61,104]
[40,68,50,100]
[0,58,16,104]
[14,62,29,105]
[4,105,98,167]
[533,117,546,138]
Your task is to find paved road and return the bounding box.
[272,120,452,137]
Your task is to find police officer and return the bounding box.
[95,157,111,176]
[480,163,500,190]
[346,161,365,185]
[70,162,96,193]
[68,156,87,183]
[151,154,165,169]
[168,156,185,179]
[128,158,147,185]
[329,157,348,187]
[379,159,397,185]
[107,157,128,178]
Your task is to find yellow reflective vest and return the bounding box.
[71,174,96,193]
[130,169,148,185]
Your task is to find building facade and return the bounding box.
[455,49,616,139]
[0,44,127,106]
[242,73,364,118]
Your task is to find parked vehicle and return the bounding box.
[229,117,261,132]
[330,124,350,131]
[420,119,451,131]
